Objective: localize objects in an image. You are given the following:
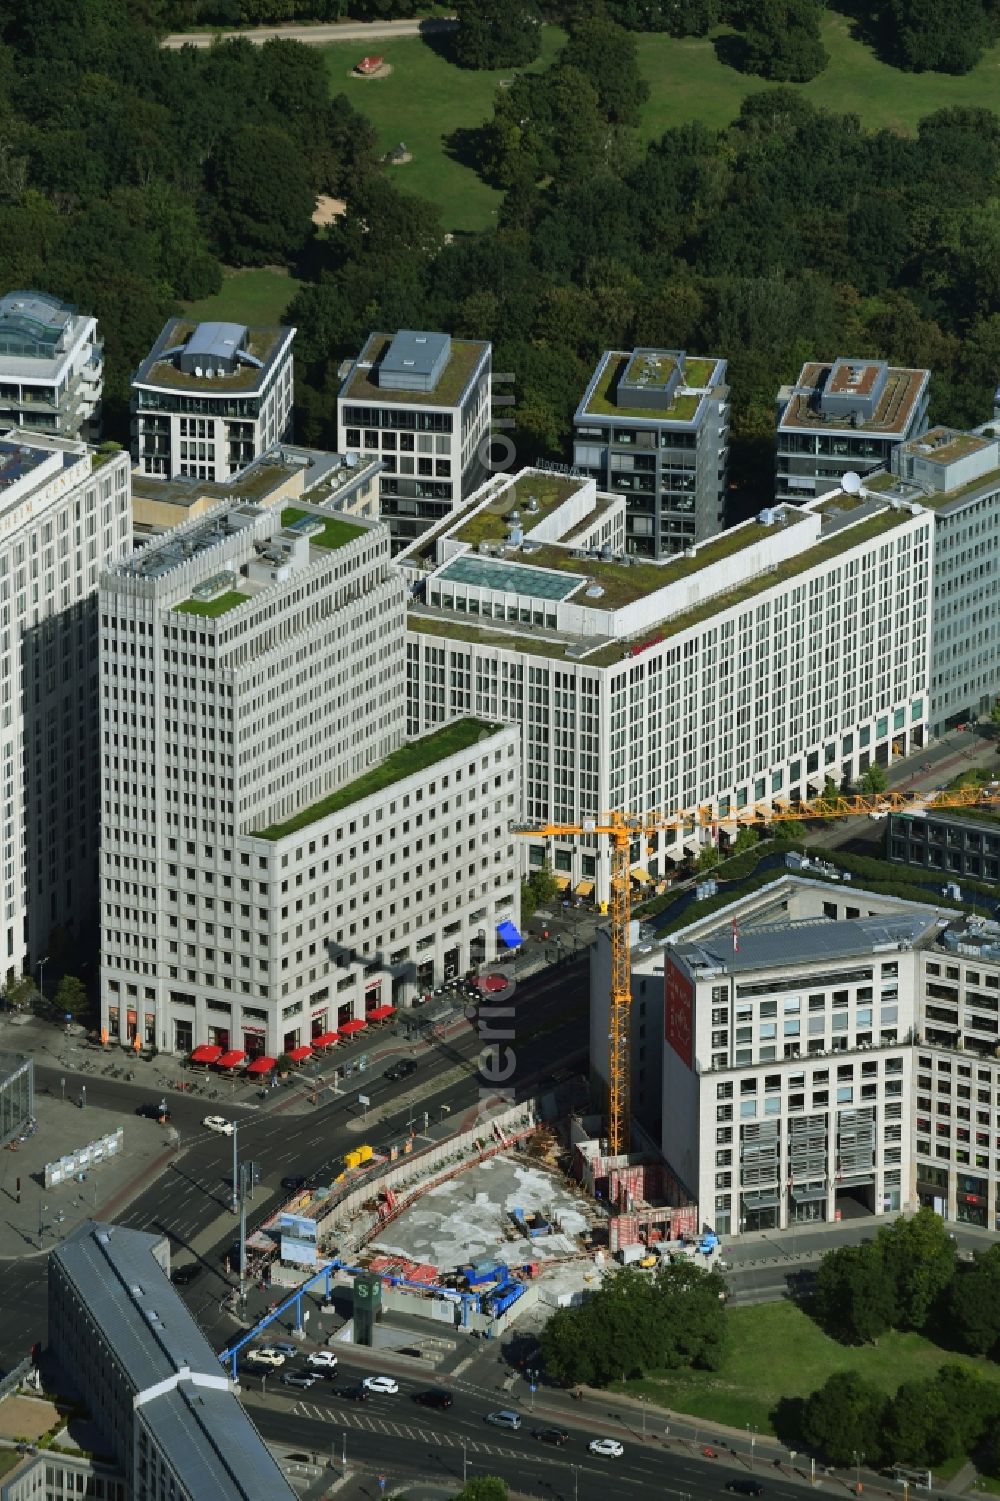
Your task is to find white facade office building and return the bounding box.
[132,318,295,484]
[0,431,130,979]
[404,466,934,903]
[0,290,103,441]
[99,496,519,1057]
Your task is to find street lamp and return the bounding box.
[571,1467,579,1501]
[853,1450,865,1495]
[747,1424,758,1469]
[36,955,48,1003]
[639,1394,647,1438]
[462,1440,467,1486]
[526,1367,538,1410]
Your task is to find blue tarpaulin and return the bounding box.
[497,920,523,948]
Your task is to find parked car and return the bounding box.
[170,1263,201,1286]
[202,1115,234,1136]
[281,1175,308,1191]
[384,1060,418,1083]
[413,1389,453,1410]
[136,1102,171,1122]
[246,1349,285,1368]
[362,1375,399,1395]
[534,1427,569,1446]
[588,1438,624,1458]
[306,1351,338,1370]
[280,1372,318,1389]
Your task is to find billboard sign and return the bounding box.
[279,1212,318,1266]
[664,957,694,1070]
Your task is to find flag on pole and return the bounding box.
[732,918,740,953]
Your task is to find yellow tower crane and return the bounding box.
[515,782,1000,1156]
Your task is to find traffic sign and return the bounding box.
[378,1476,387,1494]
[358,1094,370,1107]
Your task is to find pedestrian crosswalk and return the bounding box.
[289,1404,517,1455]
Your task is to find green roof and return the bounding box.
[137,321,282,392]
[454,474,582,546]
[175,590,248,618]
[408,613,577,661]
[343,333,488,409]
[280,507,366,550]
[582,353,708,422]
[254,718,503,839]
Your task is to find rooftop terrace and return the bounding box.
[342,332,488,409]
[134,319,286,393]
[780,361,927,436]
[581,352,711,422]
[279,507,366,550]
[454,473,581,546]
[254,718,501,839]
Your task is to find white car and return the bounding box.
[246,1348,285,1368]
[202,1115,234,1136]
[589,1438,624,1458]
[306,1351,338,1369]
[362,1375,399,1395]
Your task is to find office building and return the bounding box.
[132,318,295,484]
[887,803,1000,883]
[0,431,130,980]
[99,495,519,1057]
[776,356,930,504]
[602,876,1000,1236]
[573,346,729,557]
[0,290,103,440]
[0,1052,33,1148]
[863,425,1000,733]
[337,329,491,545]
[49,1220,297,1501]
[403,466,933,904]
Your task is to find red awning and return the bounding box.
[311,1031,339,1048]
[286,1044,313,1063]
[216,1049,245,1070]
[476,974,509,994]
[338,1018,367,1037]
[246,1055,277,1075]
[366,1005,395,1022]
[191,1044,224,1064]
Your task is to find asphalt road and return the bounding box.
[0,963,587,1371]
[161,16,456,48]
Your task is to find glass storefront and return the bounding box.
[0,1053,34,1147]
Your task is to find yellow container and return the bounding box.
[344,1150,362,1170]
[357,1143,373,1163]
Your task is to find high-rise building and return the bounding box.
[776,356,930,503]
[0,290,103,440]
[573,347,729,558]
[404,466,933,903]
[337,329,491,546]
[99,496,519,1056]
[0,430,130,980]
[131,318,295,484]
[49,1220,297,1501]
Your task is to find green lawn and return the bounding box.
[319,29,567,232]
[184,267,302,327]
[622,1303,1000,1433]
[280,507,366,550]
[320,12,1000,230]
[175,591,247,618]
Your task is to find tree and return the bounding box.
[876,1207,956,1332]
[736,0,829,83]
[697,843,722,872]
[207,123,314,265]
[453,0,542,69]
[948,1245,1000,1356]
[53,974,88,1021]
[860,764,888,795]
[454,1481,507,1501]
[877,0,993,75]
[814,1242,896,1344]
[802,1371,890,1466]
[559,20,650,127]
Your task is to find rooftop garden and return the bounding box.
[408,611,576,661]
[175,590,248,618]
[344,332,487,408]
[280,507,366,550]
[583,353,706,421]
[454,473,582,546]
[682,356,719,387]
[254,717,499,839]
[141,320,281,392]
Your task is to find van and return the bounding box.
[486,1410,522,1431]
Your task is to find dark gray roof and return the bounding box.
[676,912,940,976]
[52,1223,296,1501]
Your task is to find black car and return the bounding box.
[170,1263,202,1286]
[281,1175,308,1191]
[413,1389,454,1410]
[384,1059,418,1083]
[726,1484,764,1497]
[534,1427,569,1446]
[333,1383,369,1402]
[136,1102,171,1121]
[280,1372,317,1389]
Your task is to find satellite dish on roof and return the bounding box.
[842,471,862,495]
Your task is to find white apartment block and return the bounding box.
[0,290,103,440]
[403,466,934,904]
[99,497,519,1057]
[337,329,491,546]
[131,318,295,484]
[0,430,130,979]
[634,876,1000,1237]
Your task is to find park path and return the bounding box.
[161,15,455,49]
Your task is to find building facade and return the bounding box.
[99,497,519,1057]
[776,357,930,504]
[0,290,103,440]
[49,1221,297,1501]
[337,329,491,545]
[403,467,933,903]
[887,805,1000,883]
[131,318,295,484]
[0,1051,32,1148]
[0,431,130,979]
[573,347,729,558]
